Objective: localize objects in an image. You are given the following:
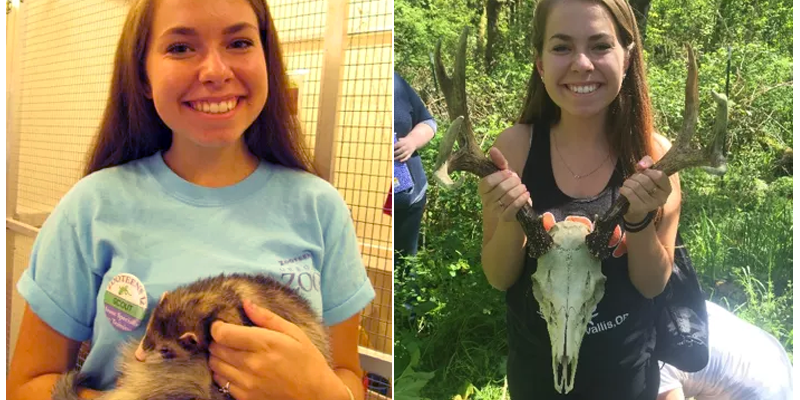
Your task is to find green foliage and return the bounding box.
[395,0,793,397]
[395,339,436,400]
[394,0,474,73]
[646,0,793,58]
[647,43,792,166]
[732,268,792,347]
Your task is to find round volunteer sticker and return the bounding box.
[104,273,148,332]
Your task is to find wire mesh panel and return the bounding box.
[271,0,327,157]
[335,1,393,398]
[9,0,128,220]
[6,0,130,370]
[274,1,394,397]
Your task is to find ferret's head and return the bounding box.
[134,288,250,362]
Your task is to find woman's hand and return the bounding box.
[395,122,436,162]
[208,300,335,400]
[394,135,417,162]
[478,147,531,222]
[619,155,671,223]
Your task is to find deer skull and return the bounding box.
[532,219,606,394]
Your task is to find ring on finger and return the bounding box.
[497,200,505,207]
[219,381,231,396]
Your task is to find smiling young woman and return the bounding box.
[6,1,375,399]
[144,2,269,175]
[86,0,311,181]
[477,0,685,398]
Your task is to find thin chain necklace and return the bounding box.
[552,132,611,180]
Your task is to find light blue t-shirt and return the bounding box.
[17,152,376,390]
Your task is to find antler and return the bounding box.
[433,117,555,258]
[586,44,730,259]
[432,27,553,257]
[434,26,474,145]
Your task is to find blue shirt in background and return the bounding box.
[394,72,436,207]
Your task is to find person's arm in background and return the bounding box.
[7,306,105,400]
[394,75,437,162]
[395,120,435,162]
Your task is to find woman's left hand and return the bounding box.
[619,155,672,223]
[209,300,334,400]
[394,136,417,162]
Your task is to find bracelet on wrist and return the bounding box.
[623,210,656,233]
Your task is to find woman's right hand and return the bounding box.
[478,147,531,222]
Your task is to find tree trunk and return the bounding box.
[628,0,652,40]
[711,0,731,46]
[476,5,486,66]
[485,0,500,72]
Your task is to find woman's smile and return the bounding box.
[565,83,601,95]
[183,96,244,120]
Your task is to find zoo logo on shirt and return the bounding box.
[278,251,320,293]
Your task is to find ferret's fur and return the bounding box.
[52,273,330,400]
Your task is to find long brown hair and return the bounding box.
[519,0,654,177]
[84,0,315,176]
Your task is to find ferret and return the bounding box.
[52,273,331,400]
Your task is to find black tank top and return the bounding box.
[505,124,659,400]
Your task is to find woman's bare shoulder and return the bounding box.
[651,132,673,161]
[494,124,534,174]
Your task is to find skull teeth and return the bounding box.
[554,358,577,394]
